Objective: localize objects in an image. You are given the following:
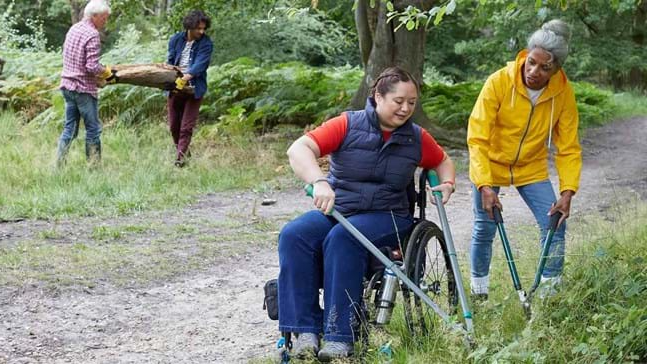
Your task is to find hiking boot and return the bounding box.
[292,333,319,359]
[318,341,353,362]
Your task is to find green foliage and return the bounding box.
[356,202,647,364]
[386,0,457,31]
[168,0,357,66]
[420,79,621,130]
[426,0,647,90]
[421,81,483,129]
[202,58,362,133]
[0,110,292,220]
[572,82,616,128]
[0,0,67,50]
[0,1,49,52]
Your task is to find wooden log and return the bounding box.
[103,63,194,94]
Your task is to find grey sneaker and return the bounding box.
[292,333,319,358]
[318,341,354,362]
[537,276,562,299]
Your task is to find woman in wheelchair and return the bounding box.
[277,66,456,361]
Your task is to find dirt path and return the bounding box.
[0,117,645,364]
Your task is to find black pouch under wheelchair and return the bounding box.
[263,279,279,320]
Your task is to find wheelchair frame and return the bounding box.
[276,170,474,362]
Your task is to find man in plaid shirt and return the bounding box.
[56,0,116,166]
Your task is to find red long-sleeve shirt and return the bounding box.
[307,113,446,169]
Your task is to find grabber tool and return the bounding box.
[304,184,471,338]
[527,210,563,299]
[426,171,474,336]
[492,206,531,317]
[493,206,563,317]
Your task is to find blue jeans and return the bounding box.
[470,180,566,280]
[57,89,102,160]
[278,210,413,343]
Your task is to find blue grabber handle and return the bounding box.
[530,211,563,294]
[303,183,469,336]
[426,171,474,335]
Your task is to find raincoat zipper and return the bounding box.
[510,105,534,185]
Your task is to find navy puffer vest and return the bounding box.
[328,97,422,216]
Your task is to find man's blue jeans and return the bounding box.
[470,180,566,289]
[278,210,413,343]
[57,89,102,161]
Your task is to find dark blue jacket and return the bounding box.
[328,98,422,216]
[167,31,213,99]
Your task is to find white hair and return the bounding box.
[527,19,571,67]
[83,0,111,19]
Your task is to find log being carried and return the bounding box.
[98,63,195,95]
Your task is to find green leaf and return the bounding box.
[386,1,394,12]
[406,19,415,30]
[433,6,446,26]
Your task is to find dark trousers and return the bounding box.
[167,93,202,160]
[278,210,413,343]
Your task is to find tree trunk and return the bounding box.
[157,0,169,17]
[351,0,464,147]
[106,64,194,94]
[0,58,5,76]
[69,0,84,24]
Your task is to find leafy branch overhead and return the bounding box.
[386,0,457,31]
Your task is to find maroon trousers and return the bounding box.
[167,92,203,161]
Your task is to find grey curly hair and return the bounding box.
[527,19,571,68]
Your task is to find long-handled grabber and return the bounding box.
[304,184,471,338]
[492,206,531,316]
[426,171,474,336]
[527,211,563,300]
[492,206,563,318]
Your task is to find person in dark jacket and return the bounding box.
[277,67,456,361]
[166,10,213,167]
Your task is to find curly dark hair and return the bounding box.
[183,10,211,31]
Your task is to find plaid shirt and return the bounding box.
[59,19,105,98]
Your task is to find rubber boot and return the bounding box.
[86,142,102,167]
[56,138,72,168]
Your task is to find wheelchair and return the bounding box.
[361,169,458,336]
[266,170,460,361]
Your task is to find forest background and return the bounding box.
[0,0,646,363]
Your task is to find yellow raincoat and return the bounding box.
[467,50,582,193]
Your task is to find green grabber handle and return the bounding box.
[492,206,524,293]
[426,171,474,335]
[492,206,530,317]
[529,211,563,295]
[304,184,467,336]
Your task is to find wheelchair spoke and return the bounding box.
[403,220,458,337]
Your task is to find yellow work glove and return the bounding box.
[99,66,112,79]
[99,66,118,84]
[175,77,188,90]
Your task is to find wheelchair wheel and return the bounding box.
[362,271,382,324]
[402,220,458,336]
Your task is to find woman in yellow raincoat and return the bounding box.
[467,19,582,298]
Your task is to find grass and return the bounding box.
[350,200,647,364]
[612,91,647,119]
[0,110,295,220]
[249,200,646,364]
